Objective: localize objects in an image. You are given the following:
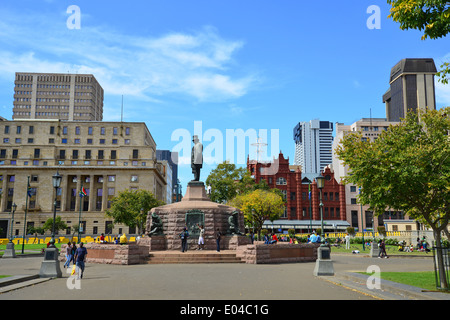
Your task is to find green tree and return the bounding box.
[230,189,285,239]
[387,0,450,83]
[42,216,68,235]
[206,161,269,203]
[336,107,450,289]
[106,189,164,234]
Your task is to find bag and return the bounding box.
[71,265,77,276]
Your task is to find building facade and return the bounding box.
[0,120,167,238]
[293,120,333,174]
[13,72,104,122]
[247,152,347,232]
[156,150,181,203]
[332,118,418,232]
[382,58,437,122]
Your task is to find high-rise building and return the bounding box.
[13,72,104,121]
[382,58,437,122]
[293,120,333,174]
[156,150,180,203]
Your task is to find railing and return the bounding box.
[432,246,450,291]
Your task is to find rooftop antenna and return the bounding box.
[121,95,123,122]
[251,136,268,163]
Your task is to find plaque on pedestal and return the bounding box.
[39,247,62,278]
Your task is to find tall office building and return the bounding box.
[293,120,333,174]
[382,58,437,122]
[13,72,104,121]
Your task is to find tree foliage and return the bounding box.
[206,161,269,203]
[230,189,285,237]
[387,0,450,83]
[336,107,450,288]
[43,216,68,234]
[106,189,164,234]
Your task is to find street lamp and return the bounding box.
[313,175,334,276]
[316,175,325,245]
[3,203,17,258]
[49,171,62,248]
[40,171,63,278]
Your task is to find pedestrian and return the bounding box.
[215,228,222,252]
[263,233,270,244]
[197,224,205,250]
[180,227,189,252]
[345,233,350,249]
[309,232,317,243]
[74,242,88,279]
[71,243,77,265]
[63,241,73,268]
[378,239,388,258]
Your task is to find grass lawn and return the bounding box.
[330,244,431,256]
[0,275,11,279]
[360,271,446,291]
[0,243,62,256]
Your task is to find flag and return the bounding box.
[79,187,87,197]
[308,183,311,200]
[27,182,32,198]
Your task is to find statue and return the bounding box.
[191,135,203,181]
[228,211,242,235]
[148,212,163,236]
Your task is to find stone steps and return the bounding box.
[146,250,244,264]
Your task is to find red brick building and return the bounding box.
[247,152,347,232]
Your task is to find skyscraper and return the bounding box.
[293,119,333,174]
[382,58,437,122]
[13,72,104,121]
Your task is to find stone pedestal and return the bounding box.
[370,242,380,257]
[313,246,335,276]
[2,242,16,258]
[145,181,247,251]
[40,247,62,278]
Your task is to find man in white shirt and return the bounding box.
[191,135,203,181]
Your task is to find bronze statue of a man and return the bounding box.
[191,135,203,181]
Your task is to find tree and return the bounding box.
[106,189,164,235]
[230,189,285,239]
[206,161,269,203]
[336,107,450,288]
[387,0,450,83]
[42,216,68,235]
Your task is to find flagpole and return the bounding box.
[78,182,83,244]
[21,176,30,254]
[308,182,312,234]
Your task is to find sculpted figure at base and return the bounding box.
[148,212,163,236]
[228,211,242,235]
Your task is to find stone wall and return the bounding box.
[59,243,148,265]
[236,243,319,264]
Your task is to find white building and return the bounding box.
[293,119,333,174]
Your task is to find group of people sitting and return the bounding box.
[95,233,129,245]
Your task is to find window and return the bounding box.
[351,198,357,205]
[4,126,9,134]
[62,126,68,135]
[88,127,93,135]
[34,149,40,158]
[113,127,118,135]
[12,149,18,159]
[50,126,55,134]
[72,150,78,160]
[75,127,81,135]
[59,150,66,160]
[74,139,80,144]
[99,139,105,144]
[110,150,116,160]
[112,139,118,144]
[16,126,21,134]
[125,127,130,135]
[85,150,91,159]
[0,149,6,158]
[98,150,104,160]
[62,138,68,144]
[108,175,115,182]
[29,126,34,134]
[49,138,55,144]
[15,138,21,144]
[350,186,357,192]
[132,149,139,159]
[101,127,106,135]
[87,139,93,144]
[276,177,287,185]
[3,138,9,143]
[28,138,34,144]
[125,139,130,145]
[31,175,39,182]
[131,175,138,182]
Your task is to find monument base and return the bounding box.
[313,246,335,276]
[40,247,62,278]
[370,242,380,257]
[2,242,16,258]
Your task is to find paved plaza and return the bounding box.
[1,251,449,303]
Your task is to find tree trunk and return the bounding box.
[433,230,449,290]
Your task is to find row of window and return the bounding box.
[0,159,146,167]
[3,125,132,137]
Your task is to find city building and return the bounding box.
[332,118,419,232]
[0,119,167,238]
[156,150,181,203]
[247,152,348,233]
[13,72,104,121]
[293,120,333,174]
[382,58,437,122]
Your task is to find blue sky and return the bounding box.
[0,0,449,189]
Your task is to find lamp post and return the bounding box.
[3,203,17,258]
[40,171,63,278]
[313,175,334,276]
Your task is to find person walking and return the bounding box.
[180,227,189,252]
[378,239,388,259]
[63,241,73,268]
[71,243,77,265]
[197,224,205,250]
[345,233,350,249]
[215,228,222,252]
[74,242,88,279]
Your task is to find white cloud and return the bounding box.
[0,10,257,103]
